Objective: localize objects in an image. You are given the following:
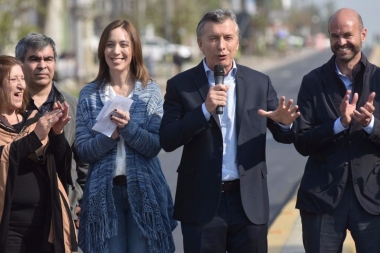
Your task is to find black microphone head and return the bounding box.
[214,64,224,76]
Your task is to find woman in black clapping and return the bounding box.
[0,55,77,253]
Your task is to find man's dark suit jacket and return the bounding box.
[159,61,294,225]
[294,54,380,215]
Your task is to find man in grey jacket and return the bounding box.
[15,33,87,227]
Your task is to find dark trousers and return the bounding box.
[300,182,380,253]
[181,188,268,253]
[5,225,47,253]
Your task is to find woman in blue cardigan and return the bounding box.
[76,20,177,253]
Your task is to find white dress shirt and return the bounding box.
[105,85,134,177]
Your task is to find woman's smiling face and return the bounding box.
[2,64,26,113]
[104,27,133,73]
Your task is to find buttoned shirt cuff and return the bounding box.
[277,122,292,132]
[334,117,348,134]
[202,103,212,121]
[363,115,374,134]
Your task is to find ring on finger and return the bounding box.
[47,118,52,125]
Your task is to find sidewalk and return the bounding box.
[268,190,356,253]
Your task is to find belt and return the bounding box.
[113,175,127,185]
[221,179,240,192]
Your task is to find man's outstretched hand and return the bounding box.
[258,96,300,125]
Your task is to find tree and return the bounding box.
[170,0,220,43]
[0,0,41,54]
[287,3,323,35]
[256,0,282,9]
[140,0,220,43]
[320,1,336,35]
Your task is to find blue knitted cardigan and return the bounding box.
[76,80,177,253]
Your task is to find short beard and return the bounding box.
[331,43,362,62]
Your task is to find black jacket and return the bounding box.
[294,54,380,215]
[28,82,88,218]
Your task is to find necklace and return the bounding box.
[110,77,135,98]
[113,85,134,98]
[116,92,127,97]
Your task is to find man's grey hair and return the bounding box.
[15,33,57,62]
[196,9,240,40]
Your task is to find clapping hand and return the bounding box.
[353,92,376,127]
[258,96,300,125]
[34,109,63,140]
[51,101,71,135]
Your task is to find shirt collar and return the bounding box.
[28,87,55,114]
[334,59,344,77]
[46,87,55,103]
[334,55,363,79]
[202,58,237,80]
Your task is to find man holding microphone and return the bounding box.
[160,8,299,252]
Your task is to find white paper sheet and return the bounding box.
[92,95,133,137]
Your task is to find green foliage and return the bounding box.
[288,7,314,30]
[0,0,41,54]
[320,2,335,35]
[288,1,335,36]
[252,10,269,34]
[143,0,220,43]
[270,0,283,10]
[171,0,220,43]
[255,0,265,8]
[255,0,281,9]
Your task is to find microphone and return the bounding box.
[214,64,225,114]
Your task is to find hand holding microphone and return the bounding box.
[214,64,225,114]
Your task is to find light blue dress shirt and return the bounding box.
[201,60,239,180]
[334,60,374,134]
[200,59,292,180]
